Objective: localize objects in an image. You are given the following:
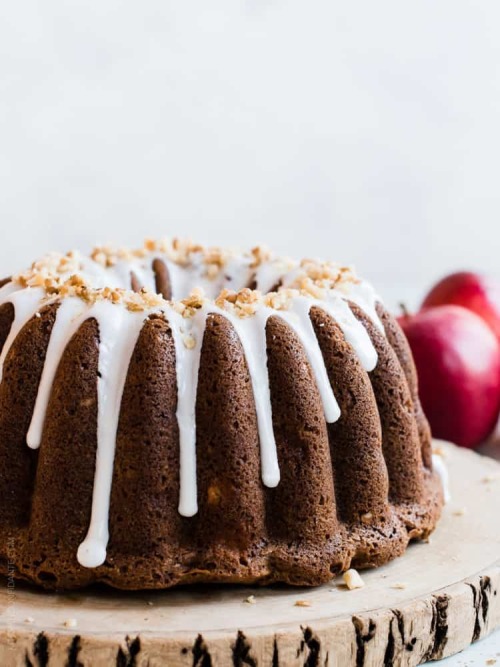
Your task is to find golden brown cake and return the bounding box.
[0,239,443,590]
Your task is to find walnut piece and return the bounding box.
[343,569,365,590]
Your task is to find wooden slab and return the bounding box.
[1,441,500,666]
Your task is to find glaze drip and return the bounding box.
[221,306,282,488]
[27,298,87,449]
[0,286,49,383]
[163,304,207,517]
[77,302,145,568]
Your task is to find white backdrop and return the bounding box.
[1,0,500,306]
[1,4,500,660]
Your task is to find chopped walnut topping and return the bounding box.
[249,245,271,268]
[289,275,325,299]
[215,288,238,308]
[16,264,165,312]
[91,245,121,267]
[343,569,365,590]
[12,239,365,318]
[127,289,164,311]
[179,288,206,317]
[183,333,196,349]
[144,238,204,266]
[298,259,357,288]
[203,247,231,279]
[215,288,262,318]
[15,251,83,289]
[205,263,220,280]
[264,289,295,310]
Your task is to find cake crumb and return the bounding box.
[24,617,34,624]
[453,508,466,516]
[391,582,407,590]
[294,600,311,607]
[482,475,500,484]
[343,569,365,590]
[63,618,77,629]
[432,445,447,458]
[244,595,256,605]
[486,659,496,665]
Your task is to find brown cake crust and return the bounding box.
[19,317,101,588]
[376,303,433,470]
[0,304,56,573]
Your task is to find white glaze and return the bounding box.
[0,245,389,569]
[320,295,378,372]
[219,305,281,488]
[27,298,87,449]
[254,259,293,294]
[0,280,19,300]
[432,453,451,503]
[274,297,340,422]
[338,280,385,334]
[77,302,145,568]
[161,304,208,517]
[0,287,48,383]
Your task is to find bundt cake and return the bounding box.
[0,239,443,590]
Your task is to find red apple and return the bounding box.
[422,272,500,341]
[398,305,500,448]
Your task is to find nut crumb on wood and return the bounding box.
[453,508,466,516]
[343,569,365,590]
[482,475,500,484]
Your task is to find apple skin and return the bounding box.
[422,272,500,341]
[398,305,500,449]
